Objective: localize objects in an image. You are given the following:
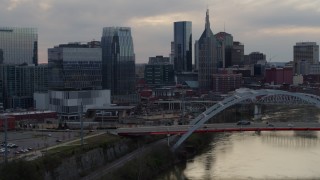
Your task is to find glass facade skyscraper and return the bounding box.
[215,32,233,68]
[145,56,175,87]
[174,21,192,72]
[48,42,102,90]
[0,27,38,65]
[0,64,47,109]
[101,27,135,95]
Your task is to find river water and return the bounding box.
[157,106,320,180]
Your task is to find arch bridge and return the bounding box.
[172,88,320,151]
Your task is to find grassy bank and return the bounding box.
[0,133,168,180]
[0,133,128,180]
[105,133,214,180]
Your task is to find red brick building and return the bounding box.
[265,67,293,85]
[0,116,16,130]
[212,73,242,93]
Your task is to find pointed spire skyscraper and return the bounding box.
[196,9,218,91]
[205,9,211,34]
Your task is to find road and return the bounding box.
[117,122,320,135]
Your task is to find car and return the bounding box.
[236,120,251,125]
[267,124,274,127]
[56,139,62,142]
[20,149,29,153]
[7,143,18,148]
[0,148,10,153]
[288,123,294,127]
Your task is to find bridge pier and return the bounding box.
[253,104,262,120]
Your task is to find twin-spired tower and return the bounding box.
[101,27,136,95]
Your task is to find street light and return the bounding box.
[101,110,104,129]
[78,101,84,146]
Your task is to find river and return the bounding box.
[157,106,320,180]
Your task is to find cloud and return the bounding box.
[257,26,320,36]
[38,1,52,11]
[1,0,320,63]
[7,0,28,11]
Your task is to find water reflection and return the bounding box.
[158,131,320,180]
[261,131,320,149]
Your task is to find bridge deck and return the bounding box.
[117,122,320,136]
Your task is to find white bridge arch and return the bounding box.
[172,88,320,151]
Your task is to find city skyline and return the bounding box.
[2,0,320,64]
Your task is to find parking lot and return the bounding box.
[0,130,81,159]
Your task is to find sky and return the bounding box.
[2,0,320,64]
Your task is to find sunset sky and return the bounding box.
[2,0,320,63]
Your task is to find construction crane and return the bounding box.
[266,55,277,67]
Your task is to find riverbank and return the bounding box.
[104,133,215,180]
[0,133,137,180]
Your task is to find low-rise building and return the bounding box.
[50,89,110,120]
[212,73,242,93]
[293,75,303,85]
[265,67,293,85]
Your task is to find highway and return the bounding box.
[117,122,320,136]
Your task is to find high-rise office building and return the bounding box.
[101,27,135,95]
[148,56,170,64]
[231,41,244,66]
[174,21,192,72]
[215,32,233,68]
[48,42,102,90]
[0,27,38,65]
[170,41,175,64]
[294,42,319,75]
[247,52,266,65]
[0,49,3,64]
[0,64,47,109]
[145,56,174,87]
[194,40,199,71]
[197,9,218,91]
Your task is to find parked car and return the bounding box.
[7,143,18,148]
[0,148,10,153]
